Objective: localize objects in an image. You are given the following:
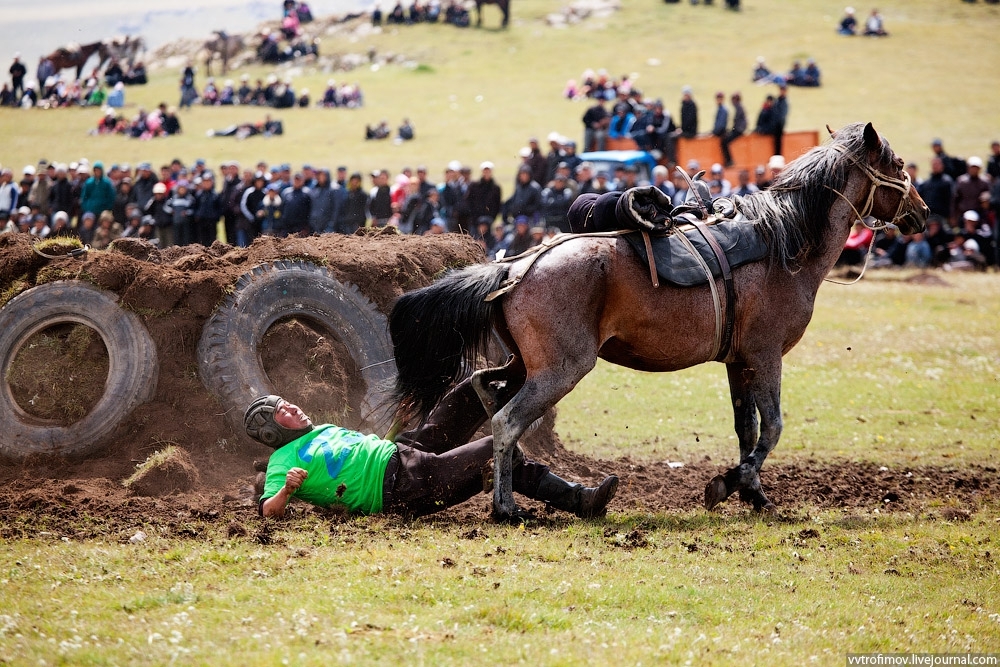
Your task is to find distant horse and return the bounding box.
[43,41,107,81]
[103,35,146,67]
[475,0,510,27]
[389,123,928,521]
[203,30,245,76]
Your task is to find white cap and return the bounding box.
[686,159,700,170]
[711,163,723,174]
[967,156,983,168]
[518,147,531,158]
[54,211,69,222]
[768,155,786,170]
[23,165,35,175]
[447,160,462,171]
[480,161,494,171]
[153,183,167,194]
[17,206,30,215]
[963,210,980,222]
[547,131,561,143]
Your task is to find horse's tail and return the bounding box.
[390,262,510,422]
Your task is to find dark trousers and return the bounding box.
[720,130,742,166]
[384,376,546,517]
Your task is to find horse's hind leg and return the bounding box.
[705,360,779,512]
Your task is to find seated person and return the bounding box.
[387,1,407,24]
[365,120,390,140]
[248,379,618,520]
[786,61,806,86]
[398,118,414,141]
[838,7,857,35]
[201,78,219,105]
[123,62,147,85]
[607,103,636,140]
[802,59,821,86]
[863,8,888,36]
[104,60,124,87]
[751,56,771,83]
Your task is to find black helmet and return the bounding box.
[244,395,312,449]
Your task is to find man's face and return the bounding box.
[275,400,311,429]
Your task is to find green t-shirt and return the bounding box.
[262,425,397,514]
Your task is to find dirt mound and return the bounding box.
[0,229,482,493]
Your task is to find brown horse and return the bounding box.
[43,41,108,81]
[203,31,245,76]
[475,0,510,27]
[389,122,928,521]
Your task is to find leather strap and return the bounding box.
[640,230,659,288]
[691,220,736,362]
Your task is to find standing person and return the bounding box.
[543,133,565,185]
[526,138,547,188]
[367,169,393,227]
[501,166,542,224]
[582,98,609,152]
[772,84,789,157]
[679,86,698,138]
[238,172,268,245]
[220,161,244,244]
[79,162,116,219]
[0,168,18,217]
[246,385,618,520]
[179,62,197,108]
[28,161,53,217]
[47,164,73,221]
[754,95,776,139]
[917,158,955,222]
[280,172,313,237]
[9,54,26,101]
[337,172,369,234]
[986,140,1000,183]
[130,162,159,212]
[308,169,339,234]
[720,92,747,168]
[710,91,729,154]
[257,184,285,237]
[953,157,990,225]
[192,173,222,245]
[466,161,502,225]
[440,163,471,233]
[144,182,173,248]
[164,180,196,246]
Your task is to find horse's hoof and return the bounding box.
[755,502,778,515]
[704,475,729,510]
[492,506,531,525]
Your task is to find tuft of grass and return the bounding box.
[122,445,180,488]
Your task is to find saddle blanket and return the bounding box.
[623,219,769,287]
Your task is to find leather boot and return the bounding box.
[533,472,619,519]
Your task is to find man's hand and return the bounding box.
[285,467,308,492]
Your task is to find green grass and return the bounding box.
[557,271,1000,467]
[1,509,998,665]
[1,0,998,183]
[2,4,1000,665]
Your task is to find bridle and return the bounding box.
[823,142,916,285]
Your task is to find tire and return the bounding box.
[0,281,159,460]
[197,260,397,436]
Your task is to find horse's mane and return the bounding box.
[730,122,894,270]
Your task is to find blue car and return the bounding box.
[578,150,659,184]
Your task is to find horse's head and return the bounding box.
[844,122,929,235]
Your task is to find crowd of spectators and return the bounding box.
[1,135,997,271]
[372,1,472,28]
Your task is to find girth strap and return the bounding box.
[690,220,737,362]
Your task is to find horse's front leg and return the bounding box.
[705,359,781,511]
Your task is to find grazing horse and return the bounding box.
[389,123,928,521]
[43,41,107,81]
[203,31,245,76]
[475,0,510,27]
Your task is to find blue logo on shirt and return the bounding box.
[298,430,359,479]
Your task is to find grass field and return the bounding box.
[2,2,1000,665]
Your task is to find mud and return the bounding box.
[0,231,995,540]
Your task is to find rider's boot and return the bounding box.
[532,472,619,519]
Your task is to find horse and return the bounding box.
[203,31,245,76]
[103,35,146,67]
[475,0,510,27]
[43,41,107,81]
[389,122,929,521]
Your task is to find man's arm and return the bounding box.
[260,467,308,517]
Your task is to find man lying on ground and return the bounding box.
[246,379,618,520]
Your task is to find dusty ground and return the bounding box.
[0,231,995,541]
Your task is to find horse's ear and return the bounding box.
[863,123,881,152]
[825,124,835,137]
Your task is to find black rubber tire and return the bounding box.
[0,281,159,461]
[197,260,397,436]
